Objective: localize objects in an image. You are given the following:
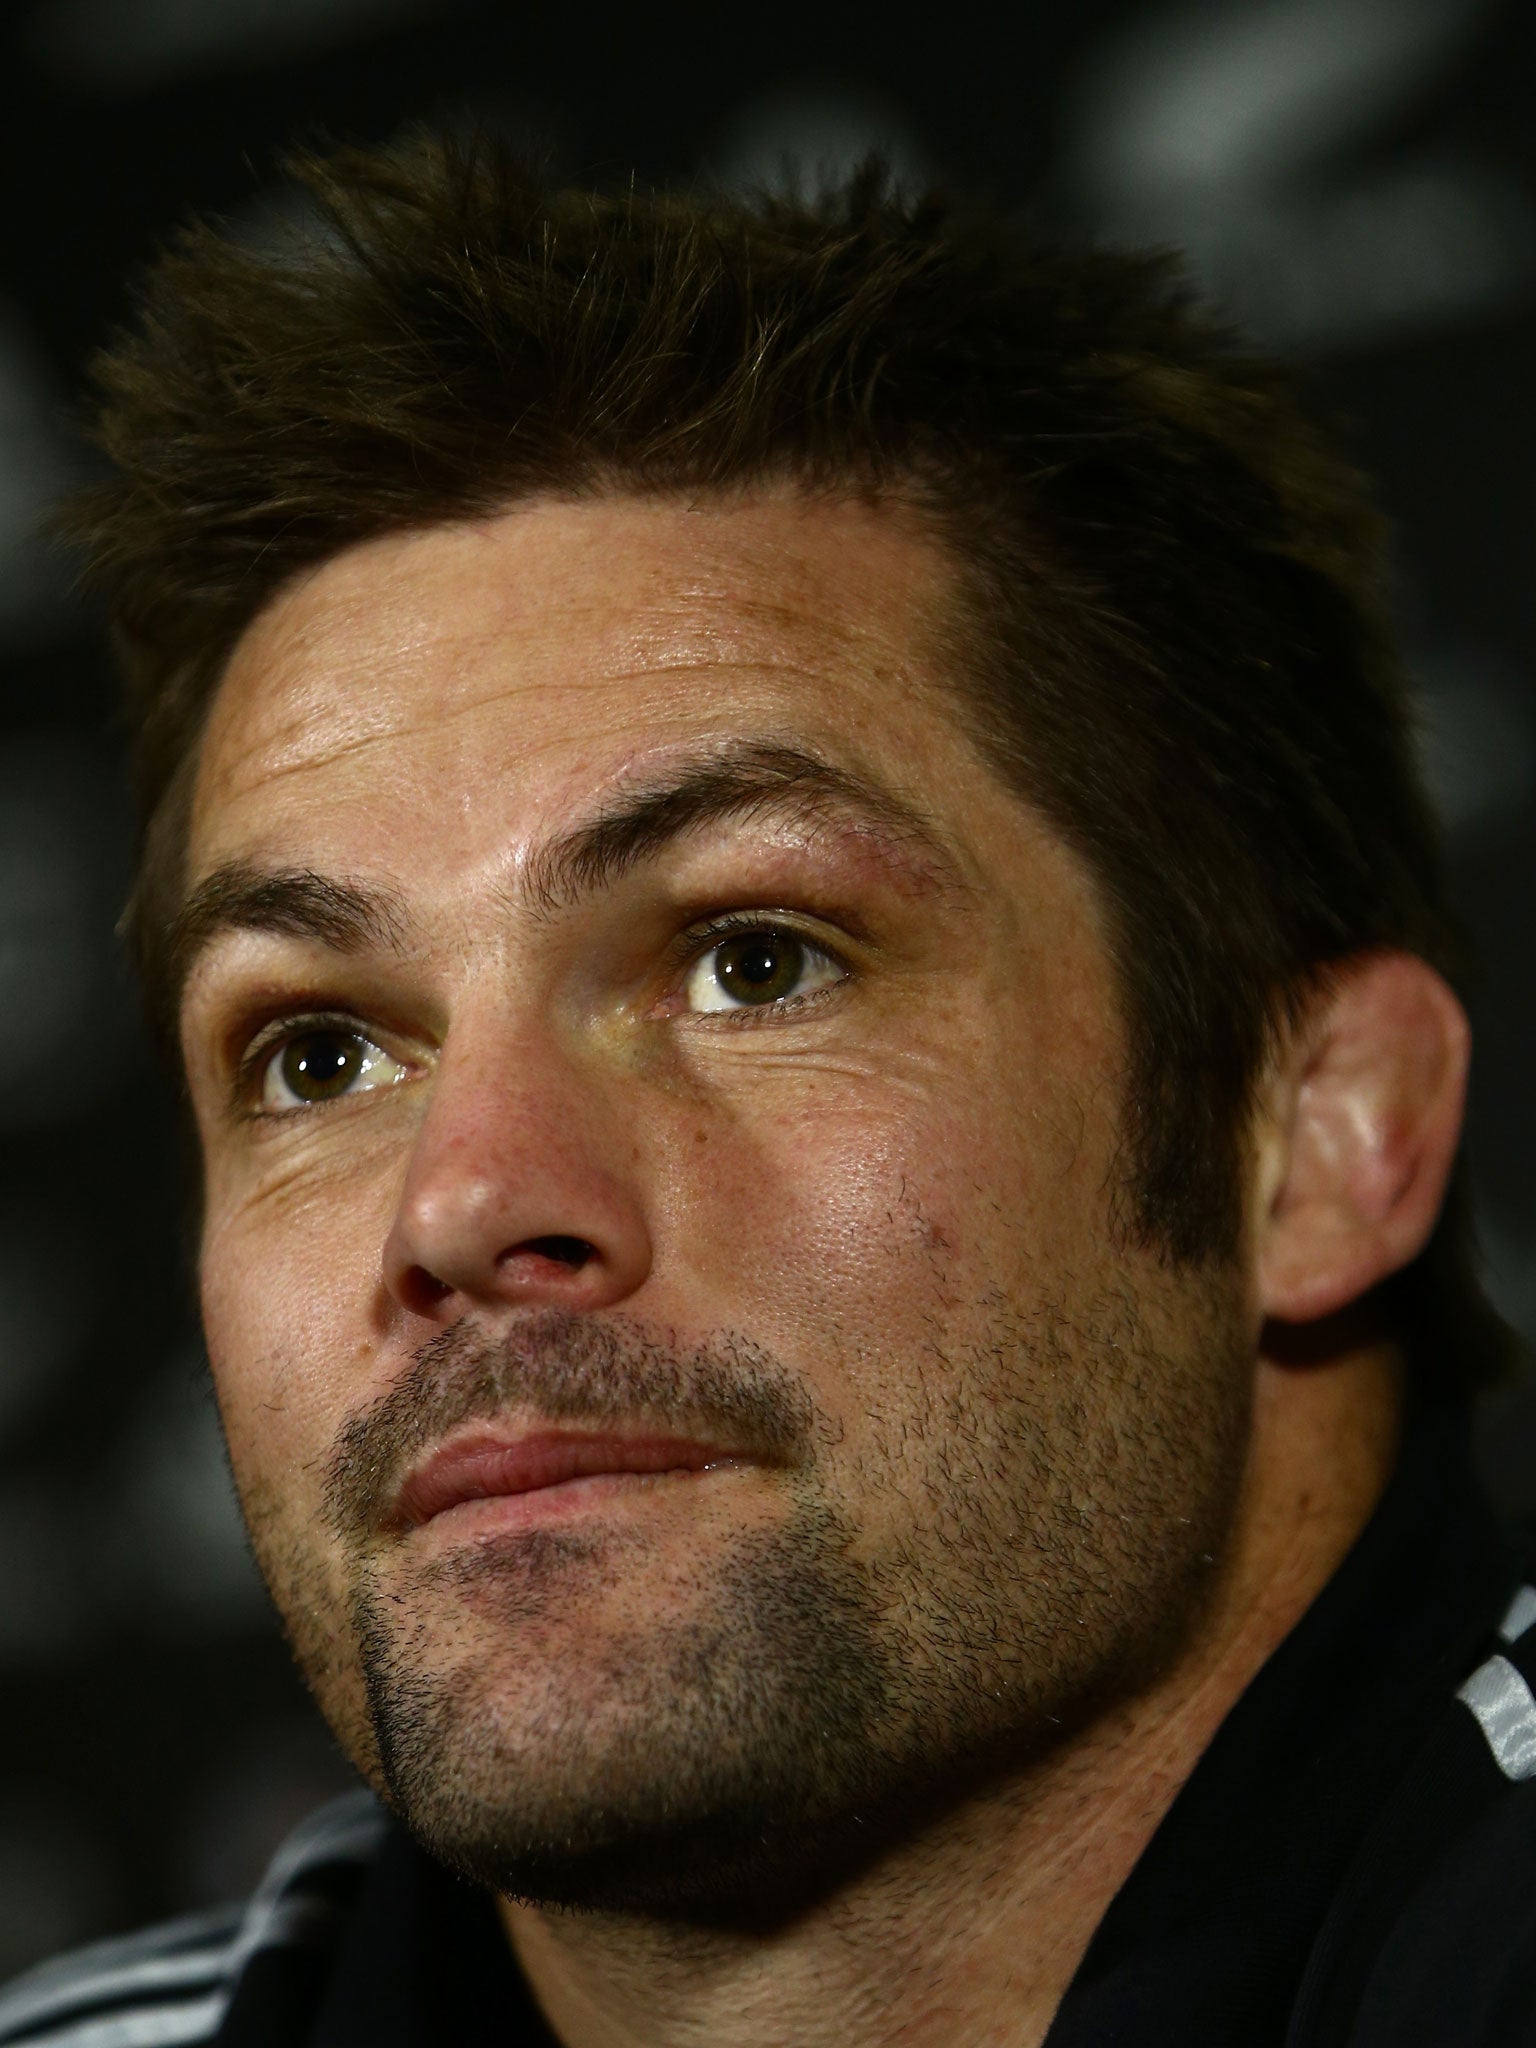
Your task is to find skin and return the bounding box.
[179,489,1468,2048]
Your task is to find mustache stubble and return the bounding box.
[321,1310,828,1544]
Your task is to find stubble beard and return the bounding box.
[247,1285,1250,1923]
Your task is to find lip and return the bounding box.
[390,1427,745,1533]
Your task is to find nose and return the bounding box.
[381,1028,653,1324]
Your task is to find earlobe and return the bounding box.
[1256,953,1470,1327]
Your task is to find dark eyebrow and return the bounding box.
[169,864,410,1009]
[172,740,965,1013]
[523,740,964,915]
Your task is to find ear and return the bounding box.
[1255,952,1470,1326]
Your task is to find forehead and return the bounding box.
[191,490,978,867]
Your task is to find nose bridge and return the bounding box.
[382,998,652,1321]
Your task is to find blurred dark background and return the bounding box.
[0,0,1531,1980]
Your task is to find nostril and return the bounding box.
[512,1235,595,1271]
[401,1266,452,1313]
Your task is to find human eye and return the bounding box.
[680,918,847,1018]
[247,1018,410,1114]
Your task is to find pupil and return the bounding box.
[718,932,801,1004]
[283,1033,359,1099]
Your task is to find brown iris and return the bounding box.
[713,931,806,1005]
[279,1031,365,1102]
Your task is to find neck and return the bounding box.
[499,1342,1401,2048]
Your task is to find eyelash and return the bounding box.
[667,911,850,1028]
[232,1007,374,1117]
[229,914,852,1116]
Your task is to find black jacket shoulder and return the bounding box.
[1293,1580,1536,2048]
[0,1792,384,2047]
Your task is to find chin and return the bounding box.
[353,1510,920,1920]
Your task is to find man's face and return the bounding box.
[181,491,1255,1914]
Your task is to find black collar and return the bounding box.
[1046,1405,1520,2045]
[310,1827,546,2048]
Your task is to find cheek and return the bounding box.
[657,1047,1116,1388]
[198,1177,390,1511]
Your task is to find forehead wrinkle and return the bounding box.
[206,514,943,810]
[206,648,838,811]
[517,739,969,922]
[202,674,541,803]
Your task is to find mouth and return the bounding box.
[389,1427,751,1537]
